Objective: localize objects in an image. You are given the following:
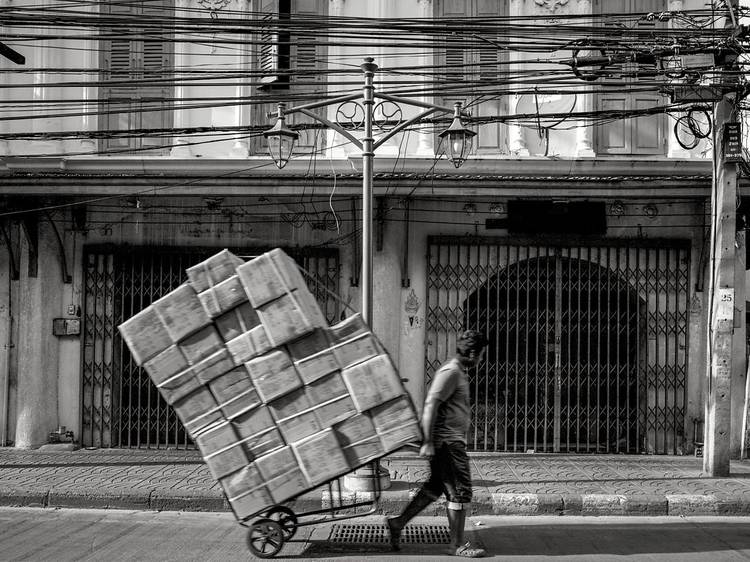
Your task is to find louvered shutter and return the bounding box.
[101,1,138,151]
[290,0,325,153]
[140,0,174,150]
[595,0,666,155]
[474,0,503,153]
[259,0,280,84]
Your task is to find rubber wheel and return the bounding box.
[265,506,298,540]
[247,519,284,558]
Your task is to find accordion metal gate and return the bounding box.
[81,245,340,449]
[425,237,690,455]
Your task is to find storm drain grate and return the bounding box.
[329,523,451,545]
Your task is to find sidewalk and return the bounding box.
[4,447,750,517]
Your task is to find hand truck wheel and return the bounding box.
[247,518,284,558]
[265,506,298,540]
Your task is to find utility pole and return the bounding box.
[704,0,741,477]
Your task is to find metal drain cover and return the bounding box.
[329,523,451,545]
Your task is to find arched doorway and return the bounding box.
[425,238,689,454]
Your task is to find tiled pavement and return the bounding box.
[3,447,750,517]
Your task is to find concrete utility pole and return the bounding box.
[704,0,741,477]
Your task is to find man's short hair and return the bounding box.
[456,329,489,356]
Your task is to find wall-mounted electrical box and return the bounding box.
[53,318,80,336]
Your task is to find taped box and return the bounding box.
[236,248,308,308]
[333,414,384,469]
[173,386,223,437]
[196,421,250,480]
[256,288,327,347]
[378,422,422,452]
[244,349,302,403]
[191,348,235,385]
[208,366,261,419]
[198,275,247,318]
[286,328,339,384]
[329,313,369,342]
[215,303,261,343]
[143,345,189,388]
[292,428,349,487]
[369,396,423,451]
[331,332,382,370]
[178,325,225,365]
[341,354,403,412]
[269,387,321,443]
[117,308,172,366]
[221,465,273,521]
[232,406,285,458]
[156,368,202,405]
[186,249,244,294]
[254,445,310,504]
[225,325,272,366]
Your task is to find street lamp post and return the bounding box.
[264,57,475,326]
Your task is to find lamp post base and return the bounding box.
[343,462,392,492]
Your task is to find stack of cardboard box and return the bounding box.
[118,249,421,521]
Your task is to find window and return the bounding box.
[438,0,507,156]
[100,0,174,154]
[594,0,667,155]
[255,0,327,156]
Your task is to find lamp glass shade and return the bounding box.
[266,132,297,169]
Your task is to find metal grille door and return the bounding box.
[426,238,689,455]
[81,246,339,448]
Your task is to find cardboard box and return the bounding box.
[268,387,310,421]
[255,445,298,481]
[368,396,417,432]
[196,422,250,480]
[341,354,403,412]
[227,485,274,521]
[220,465,264,500]
[330,313,369,343]
[236,248,308,307]
[270,389,321,442]
[232,405,275,437]
[292,429,349,487]
[192,348,235,385]
[209,366,260,419]
[118,306,172,365]
[186,249,244,293]
[306,372,347,404]
[313,395,356,428]
[265,467,309,504]
[178,325,224,365]
[143,345,189,386]
[334,413,376,447]
[198,275,247,318]
[225,325,272,366]
[152,284,212,343]
[256,289,327,347]
[341,435,384,468]
[245,349,302,403]
[331,333,382,369]
[378,422,421,452]
[245,427,286,459]
[286,328,331,361]
[215,302,261,343]
[156,368,202,404]
[293,348,340,385]
[173,386,223,437]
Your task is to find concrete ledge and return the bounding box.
[491,493,564,515]
[581,494,668,516]
[0,487,49,508]
[48,488,151,510]
[666,494,750,516]
[149,490,226,513]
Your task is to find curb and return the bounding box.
[4,488,750,517]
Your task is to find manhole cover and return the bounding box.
[329,523,451,545]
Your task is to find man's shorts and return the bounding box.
[421,440,472,504]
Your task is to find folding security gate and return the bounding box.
[81,245,340,448]
[425,237,690,455]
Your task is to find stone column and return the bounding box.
[507,0,529,155]
[14,220,61,448]
[170,0,192,156]
[79,0,97,153]
[33,0,60,155]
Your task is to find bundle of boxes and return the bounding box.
[118,249,421,520]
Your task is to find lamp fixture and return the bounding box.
[264,104,299,169]
[439,102,476,168]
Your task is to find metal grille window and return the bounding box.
[426,237,689,455]
[81,246,339,449]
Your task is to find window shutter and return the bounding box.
[140,0,173,149]
[633,95,663,153]
[474,0,503,153]
[259,0,280,84]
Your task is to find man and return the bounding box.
[387,329,488,558]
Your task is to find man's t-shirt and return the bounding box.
[425,357,471,445]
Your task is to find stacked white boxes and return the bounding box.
[118,248,421,521]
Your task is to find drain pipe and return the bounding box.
[0,270,11,447]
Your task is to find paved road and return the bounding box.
[3,508,750,561]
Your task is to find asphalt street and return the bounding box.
[3,508,750,561]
